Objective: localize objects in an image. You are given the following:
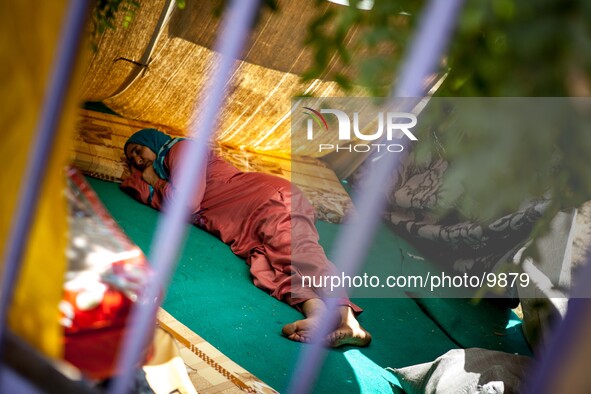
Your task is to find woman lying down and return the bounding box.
[120,128,371,347]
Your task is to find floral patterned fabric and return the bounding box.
[351,153,547,275]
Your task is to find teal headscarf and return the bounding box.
[125,128,185,181]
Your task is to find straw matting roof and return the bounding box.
[81,0,373,156]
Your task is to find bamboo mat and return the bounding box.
[157,309,277,394]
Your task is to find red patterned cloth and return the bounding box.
[61,168,153,380]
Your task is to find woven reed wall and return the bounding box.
[80,0,376,157]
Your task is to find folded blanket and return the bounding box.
[389,348,532,394]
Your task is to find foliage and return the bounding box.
[302,0,591,260]
[424,0,591,259]
[89,0,186,50]
[90,0,278,50]
[302,0,591,98]
[441,0,591,97]
[302,0,424,96]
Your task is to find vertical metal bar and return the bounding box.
[0,0,89,353]
[286,1,463,393]
[108,1,260,393]
[525,247,591,393]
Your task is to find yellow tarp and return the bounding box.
[1,1,86,358]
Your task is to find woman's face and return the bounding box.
[125,143,157,170]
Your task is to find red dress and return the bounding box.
[121,140,360,312]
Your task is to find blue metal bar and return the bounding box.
[108,1,260,393]
[286,1,464,393]
[525,246,591,393]
[0,0,89,354]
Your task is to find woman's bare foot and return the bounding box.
[282,298,326,343]
[281,299,372,347]
[328,306,372,348]
[281,317,322,343]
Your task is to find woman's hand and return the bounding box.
[141,164,161,186]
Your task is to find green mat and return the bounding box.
[87,177,531,393]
